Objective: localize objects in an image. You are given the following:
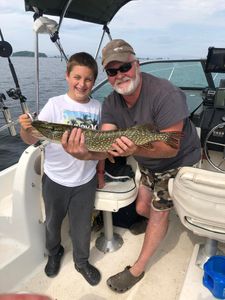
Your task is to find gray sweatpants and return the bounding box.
[42,173,97,267]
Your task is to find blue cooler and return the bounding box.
[203,255,225,299]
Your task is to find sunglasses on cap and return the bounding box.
[105,61,134,77]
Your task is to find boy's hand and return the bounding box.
[61,127,90,160]
[19,113,33,132]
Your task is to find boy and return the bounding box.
[19,52,105,286]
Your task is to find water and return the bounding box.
[0,56,106,171]
[1,57,223,171]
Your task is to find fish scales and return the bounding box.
[31,120,183,152]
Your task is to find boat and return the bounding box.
[1,1,225,299]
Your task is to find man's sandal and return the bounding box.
[107,266,145,293]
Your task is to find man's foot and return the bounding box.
[107,266,144,293]
[129,218,148,235]
[75,262,101,286]
[44,245,64,277]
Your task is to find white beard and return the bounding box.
[113,67,141,96]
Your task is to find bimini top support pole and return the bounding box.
[49,0,73,62]
[94,24,112,60]
[32,6,42,114]
[57,0,73,32]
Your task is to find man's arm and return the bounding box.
[107,121,184,158]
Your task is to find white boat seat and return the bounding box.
[0,145,45,292]
[168,166,225,267]
[94,156,141,253]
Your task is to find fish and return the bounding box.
[31,120,183,152]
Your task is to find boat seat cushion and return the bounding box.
[168,166,225,241]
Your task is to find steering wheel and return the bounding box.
[204,122,225,173]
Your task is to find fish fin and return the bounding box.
[31,128,61,144]
[145,123,159,131]
[139,142,154,150]
[31,128,45,139]
[132,123,158,131]
[165,131,184,149]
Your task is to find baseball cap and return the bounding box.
[102,39,135,68]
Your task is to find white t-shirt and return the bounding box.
[38,94,101,187]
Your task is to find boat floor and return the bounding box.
[10,209,223,300]
[179,244,225,300]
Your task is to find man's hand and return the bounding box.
[108,136,138,157]
[61,128,90,160]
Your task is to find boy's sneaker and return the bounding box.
[44,245,64,277]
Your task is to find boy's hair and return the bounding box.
[67,52,98,81]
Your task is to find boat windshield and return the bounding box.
[92,59,225,115]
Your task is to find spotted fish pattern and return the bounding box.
[31,120,183,152]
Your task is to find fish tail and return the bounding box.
[165,131,183,149]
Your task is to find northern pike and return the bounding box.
[31,120,183,152]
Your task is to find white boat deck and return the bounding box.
[9,210,220,300]
[179,244,225,300]
[1,147,225,299]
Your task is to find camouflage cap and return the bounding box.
[102,39,135,68]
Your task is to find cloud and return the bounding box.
[110,0,225,29]
[1,0,225,57]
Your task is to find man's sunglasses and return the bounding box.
[105,62,134,77]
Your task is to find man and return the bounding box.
[62,39,201,293]
[99,39,201,293]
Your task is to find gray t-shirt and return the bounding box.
[101,72,201,172]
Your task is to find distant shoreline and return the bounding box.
[12,51,47,57]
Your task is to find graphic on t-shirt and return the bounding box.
[63,110,99,130]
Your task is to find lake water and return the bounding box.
[0,57,106,171]
[1,57,221,171]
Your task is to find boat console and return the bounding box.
[189,47,225,173]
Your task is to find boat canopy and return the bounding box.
[24,0,133,114]
[24,0,132,25]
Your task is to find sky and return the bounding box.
[1,0,225,59]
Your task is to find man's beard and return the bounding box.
[113,67,141,96]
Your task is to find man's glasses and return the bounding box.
[105,62,134,77]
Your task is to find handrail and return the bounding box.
[0,120,19,133]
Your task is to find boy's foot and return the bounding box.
[75,262,101,286]
[44,245,64,277]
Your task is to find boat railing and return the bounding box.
[0,95,17,136]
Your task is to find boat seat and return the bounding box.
[168,166,225,267]
[94,156,141,253]
[0,294,51,300]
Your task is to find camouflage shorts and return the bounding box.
[139,165,180,212]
